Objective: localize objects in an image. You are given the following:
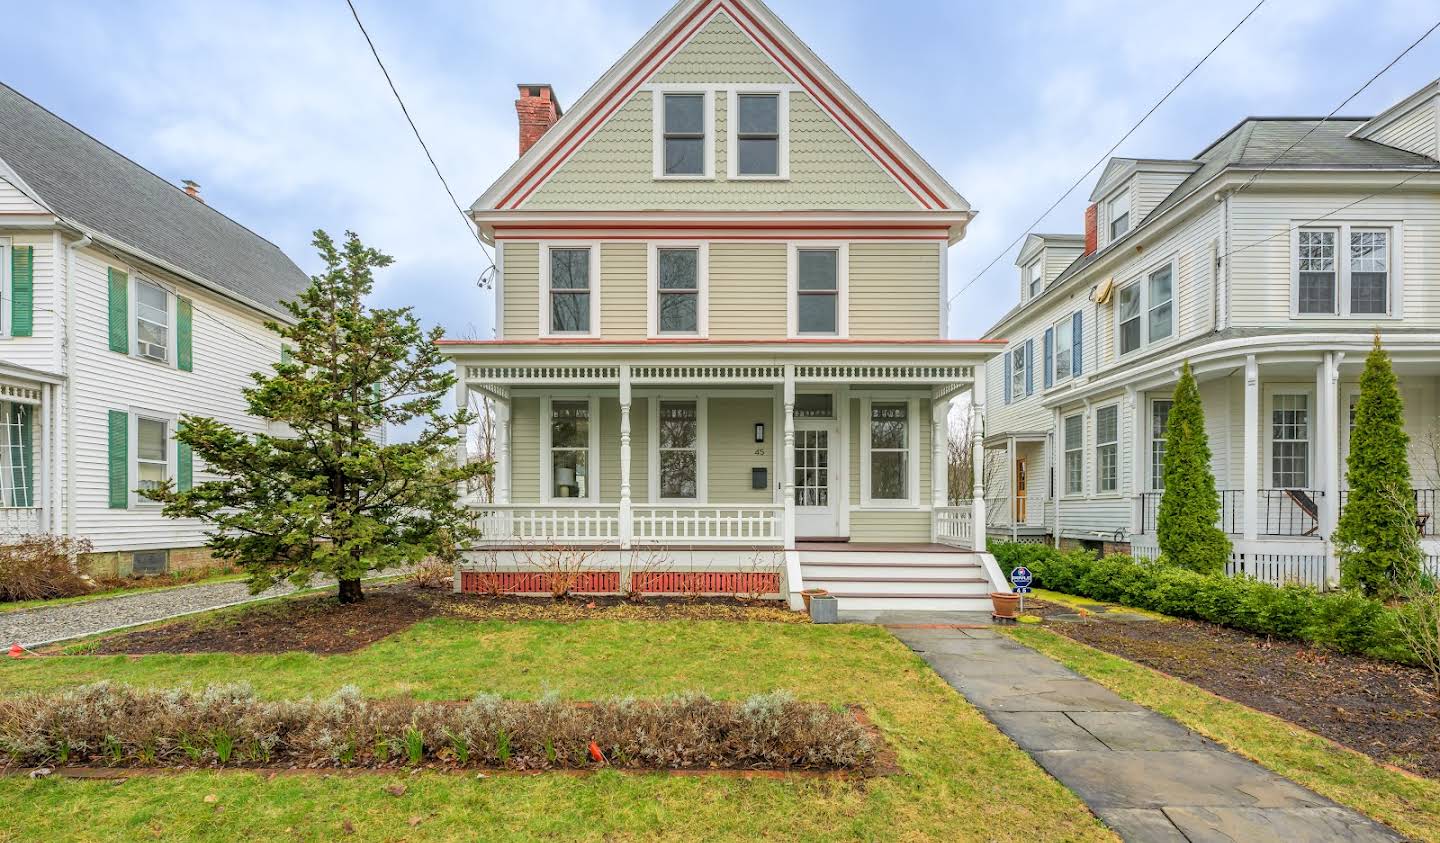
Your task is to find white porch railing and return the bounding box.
[0,507,42,543]
[472,504,621,545]
[934,505,974,548]
[632,505,782,545]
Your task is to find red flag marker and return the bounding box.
[8,643,25,659]
[588,742,605,764]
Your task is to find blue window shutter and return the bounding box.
[1003,352,1012,404]
[1025,339,1035,396]
[1072,311,1083,376]
[1043,328,1054,389]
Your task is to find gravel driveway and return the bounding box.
[3,578,339,649]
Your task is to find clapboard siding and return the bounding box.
[707,242,787,338]
[1,230,60,372]
[599,242,646,339]
[0,177,44,214]
[848,242,940,339]
[1366,100,1438,159]
[499,242,539,339]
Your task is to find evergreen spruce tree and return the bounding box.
[145,230,489,602]
[1157,361,1230,574]
[1335,335,1421,599]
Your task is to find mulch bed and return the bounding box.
[80,584,798,656]
[1051,616,1440,779]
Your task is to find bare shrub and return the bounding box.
[1397,584,1440,697]
[0,683,876,772]
[0,534,95,602]
[520,542,597,598]
[737,550,783,602]
[624,546,674,601]
[466,549,509,598]
[409,559,453,590]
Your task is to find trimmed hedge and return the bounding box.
[992,543,1414,664]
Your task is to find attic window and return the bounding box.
[1108,191,1130,241]
[662,93,706,176]
[1027,259,1043,298]
[736,94,779,176]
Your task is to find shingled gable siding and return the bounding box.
[518,14,918,211]
[69,245,282,552]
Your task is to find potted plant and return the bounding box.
[990,591,1021,619]
[801,587,829,612]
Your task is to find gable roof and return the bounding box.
[0,83,310,318]
[473,0,969,214]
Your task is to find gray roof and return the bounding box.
[0,83,309,315]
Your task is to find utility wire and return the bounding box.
[1229,16,1440,198]
[945,0,1266,307]
[343,0,497,288]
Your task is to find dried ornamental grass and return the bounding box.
[0,683,876,772]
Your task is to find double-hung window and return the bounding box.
[1296,225,1396,317]
[795,248,840,335]
[546,247,593,335]
[1053,317,1073,382]
[135,278,170,362]
[735,93,779,176]
[1063,414,1084,496]
[1009,347,1026,400]
[1095,405,1118,493]
[868,401,909,502]
[0,400,34,507]
[135,416,171,494]
[1117,261,1174,356]
[657,400,699,500]
[549,400,591,499]
[656,247,701,334]
[1108,191,1130,241]
[1027,260,1043,299]
[661,93,706,176]
[1271,394,1309,489]
[1150,399,1173,490]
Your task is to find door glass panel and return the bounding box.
[794,429,829,507]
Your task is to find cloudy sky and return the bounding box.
[5,0,1438,344]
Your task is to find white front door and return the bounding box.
[794,420,839,538]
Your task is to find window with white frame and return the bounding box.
[1095,405,1118,493]
[1117,261,1173,356]
[135,278,170,362]
[1009,347,1026,400]
[549,400,591,499]
[1053,316,1073,382]
[1063,414,1084,495]
[1027,260,1043,299]
[547,247,593,334]
[795,248,839,335]
[134,415,171,494]
[1271,394,1309,489]
[0,400,34,507]
[1150,399,1172,490]
[1295,224,1399,317]
[657,400,699,499]
[1108,191,1130,241]
[735,93,780,177]
[656,247,700,334]
[868,401,909,501]
[662,93,706,176]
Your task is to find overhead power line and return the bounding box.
[343,0,497,288]
[946,0,1266,308]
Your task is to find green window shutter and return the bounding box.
[177,440,193,492]
[176,297,193,371]
[107,268,129,353]
[107,410,129,508]
[10,245,33,336]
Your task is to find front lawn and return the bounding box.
[0,612,1113,841]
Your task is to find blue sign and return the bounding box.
[1010,566,1033,589]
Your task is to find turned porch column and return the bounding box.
[619,364,633,550]
[1243,354,1260,543]
[782,364,796,551]
[971,367,987,552]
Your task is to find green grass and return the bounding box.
[1008,625,1440,842]
[0,617,1113,842]
[0,571,247,613]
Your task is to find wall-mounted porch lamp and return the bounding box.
[754,422,766,443]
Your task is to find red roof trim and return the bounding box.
[494,234,947,241]
[436,337,1005,346]
[492,222,949,231]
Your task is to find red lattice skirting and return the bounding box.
[632,571,780,595]
[460,571,620,594]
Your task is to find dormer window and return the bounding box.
[1108,191,1130,241]
[1026,259,1043,299]
[662,93,706,176]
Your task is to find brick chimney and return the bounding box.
[1083,202,1097,255]
[181,179,204,204]
[515,84,562,156]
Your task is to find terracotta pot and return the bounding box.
[801,588,829,612]
[990,591,1021,619]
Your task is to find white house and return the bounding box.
[440,0,1006,611]
[982,79,1440,586]
[0,83,311,575]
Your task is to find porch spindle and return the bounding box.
[619,365,633,551]
[782,367,796,550]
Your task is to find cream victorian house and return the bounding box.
[441,0,1006,611]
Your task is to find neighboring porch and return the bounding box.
[0,363,61,543]
[442,343,1003,610]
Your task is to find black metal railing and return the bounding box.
[1338,487,1437,537]
[1143,489,1323,537]
[1138,491,1161,534]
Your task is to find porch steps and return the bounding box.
[798,548,997,613]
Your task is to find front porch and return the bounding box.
[0,363,61,543]
[442,342,1003,609]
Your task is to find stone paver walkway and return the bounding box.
[4,577,335,648]
[891,626,1401,842]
